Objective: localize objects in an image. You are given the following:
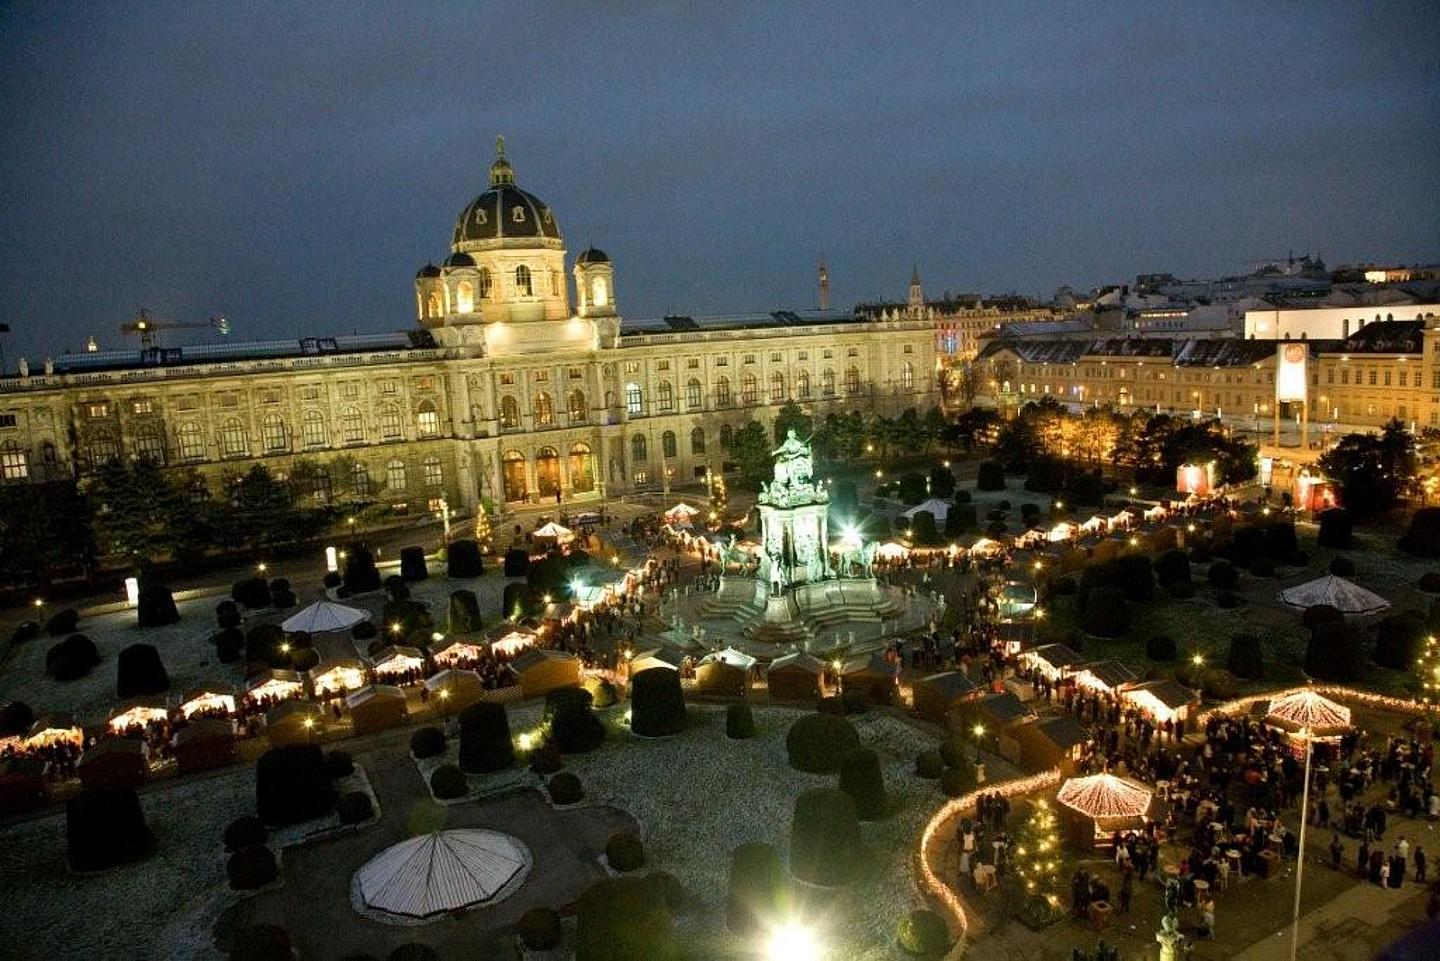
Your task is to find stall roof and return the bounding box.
[1076,659,1140,690]
[1125,679,1196,709]
[767,651,826,674]
[1027,643,1084,670]
[1034,716,1089,751]
[919,671,980,699]
[976,691,1033,724]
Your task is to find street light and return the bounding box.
[764,921,820,961]
[972,722,985,763]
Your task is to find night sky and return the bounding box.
[1,2,1437,362]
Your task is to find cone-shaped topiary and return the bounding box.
[576,876,680,961]
[518,907,563,950]
[447,539,484,578]
[399,545,428,581]
[725,703,756,739]
[915,750,944,779]
[256,744,335,826]
[409,726,446,759]
[726,841,787,936]
[223,815,267,852]
[547,771,584,805]
[631,667,687,737]
[227,844,279,889]
[137,581,180,627]
[458,701,515,773]
[343,544,382,593]
[46,633,99,681]
[230,924,293,961]
[785,712,862,773]
[838,747,887,820]
[429,764,468,800]
[790,788,863,887]
[116,643,170,698]
[66,785,156,871]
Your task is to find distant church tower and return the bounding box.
[907,264,924,315]
[817,253,830,311]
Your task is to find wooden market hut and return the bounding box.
[956,691,1036,753]
[172,717,237,774]
[1121,679,1199,727]
[629,646,686,675]
[308,659,369,698]
[509,649,582,699]
[77,737,148,789]
[912,671,982,727]
[347,684,409,735]
[245,669,306,706]
[840,654,899,706]
[693,648,756,697]
[26,713,83,750]
[177,683,237,720]
[765,652,825,701]
[1018,643,1084,683]
[1000,715,1089,775]
[1071,660,1140,696]
[107,696,170,735]
[369,646,427,682]
[265,699,325,746]
[423,669,486,712]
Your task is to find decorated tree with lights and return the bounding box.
[1416,633,1440,708]
[473,500,493,553]
[1007,797,1067,924]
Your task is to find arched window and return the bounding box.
[309,468,332,505]
[714,376,732,407]
[134,425,165,463]
[456,281,475,314]
[822,369,836,396]
[741,373,757,404]
[569,442,594,492]
[425,293,440,319]
[219,418,248,458]
[769,371,785,403]
[568,389,587,422]
[662,430,677,459]
[686,378,702,408]
[478,267,492,298]
[844,366,860,394]
[350,462,372,496]
[631,433,648,463]
[377,405,403,440]
[177,422,205,461]
[386,459,407,490]
[796,370,811,399]
[499,395,520,430]
[901,361,915,391]
[719,424,733,450]
[625,382,643,416]
[0,442,29,481]
[261,414,287,452]
[657,381,674,412]
[592,276,608,307]
[515,264,532,297]
[423,456,442,487]
[533,392,554,427]
[416,400,439,437]
[301,409,328,448]
[690,427,705,455]
[340,406,364,444]
[501,450,527,502]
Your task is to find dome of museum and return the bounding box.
[452,139,561,248]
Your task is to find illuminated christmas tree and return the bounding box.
[1009,798,1066,907]
[473,500,493,552]
[1417,633,1440,707]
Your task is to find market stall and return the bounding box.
[309,659,369,698]
[1018,643,1084,683]
[347,684,409,735]
[177,684,237,720]
[765,652,826,701]
[245,669,306,706]
[912,671,982,726]
[694,647,756,697]
[1056,772,1154,848]
[1120,679,1198,724]
[370,645,427,681]
[424,669,486,712]
[107,697,169,734]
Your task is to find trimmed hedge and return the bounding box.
[46,634,100,681]
[503,548,530,578]
[552,706,606,754]
[1227,633,1265,679]
[227,845,279,889]
[399,545,428,581]
[1374,613,1426,670]
[232,577,272,608]
[1154,549,1191,588]
[942,763,976,798]
[790,788,863,887]
[447,539,484,578]
[1081,586,1128,638]
[1419,572,1440,594]
[325,749,354,779]
[576,876,679,961]
[45,607,80,637]
[1168,580,1196,600]
[518,907,564,951]
[224,815,267,852]
[447,590,482,633]
[430,764,469,799]
[0,700,34,737]
[1303,604,1344,631]
[230,925,294,961]
[1114,554,1154,602]
[1249,556,1277,578]
[1330,556,1357,577]
[409,726,446,759]
[547,771,584,805]
[529,743,563,775]
[1207,560,1239,589]
[914,750,944,779]
[256,744,336,826]
[726,842,786,936]
[838,747,888,820]
[726,703,756,739]
[1400,508,1440,558]
[976,461,1006,491]
[343,544,383,593]
[458,701,515,774]
[66,785,155,871]
[897,909,952,957]
[337,791,374,824]
[136,581,180,627]
[631,667,687,737]
[216,600,241,628]
[785,713,862,773]
[606,831,646,872]
[1306,621,1365,681]
[116,643,170,698]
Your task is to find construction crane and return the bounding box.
[120,309,231,347]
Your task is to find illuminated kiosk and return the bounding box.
[702,431,908,653]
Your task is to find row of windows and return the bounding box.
[432,264,560,316]
[619,365,895,416]
[621,345,871,375]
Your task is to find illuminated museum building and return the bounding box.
[0,146,938,512]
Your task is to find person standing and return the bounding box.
[1119,868,1134,914]
[1415,846,1427,884]
[1330,833,1344,870]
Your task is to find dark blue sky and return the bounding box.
[2,1,1437,361]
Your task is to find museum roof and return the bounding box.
[38,330,439,376]
[620,309,876,337]
[1338,319,1423,354]
[979,334,1362,366]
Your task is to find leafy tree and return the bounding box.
[730,421,772,488]
[87,459,200,565]
[1009,798,1067,907]
[1318,419,1416,518]
[0,481,95,584]
[772,400,813,446]
[947,408,1001,452]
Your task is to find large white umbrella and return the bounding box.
[353,830,531,921]
[282,599,369,634]
[902,498,951,523]
[1278,575,1390,616]
[533,521,574,543]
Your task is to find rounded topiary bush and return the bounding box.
[1307,621,1365,681]
[726,703,756,739]
[447,539,484,578]
[838,747,887,820]
[1208,560,1239,589]
[1318,507,1353,549]
[458,701,515,773]
[529,743,563,775]
[325,750,355,779]
[1114,554,1154,602]
[1146,635,1177,662]
[1168,580,1196,599]
[938,738,969,770]
[942,763,976,798]
[631,667,687,737]
[352,620,378,641]
[400,545,428,581]
[1400,508,1440,558]
[45,607,81,637]
[337,791,374,824]
[214,627,244,664]
[726,842,786,936]
[0,700,34,737]
[46,633,100,681]
[914,750,944,779]
[1331,556,1357,577]
[544,686,594,719]
[322,571,342,589]
[216,600,241,628]
[785,712,862,774]
[576,876,679,961]
[256,744,336,826]
[1081,586,1128,637]
[1154,549,1191,588]
[606,831,646,872]
[897,908,952,957]
[1216,589,1242,609]
[503,547,530,578]
[547,771,584,805]
[790,788,863,887]
[552,705,606,754]
[518,906,563,951]
[1227,633,1265,679]
[409,726,446,759]
[1374,612,1427,670]
[116,643,170,698]
[1303,604,1344,631]
[232,577,272,608]
[584,677,618,709]
[429,764,469,800]
[227,844,279,890]
[224,815,267,853]
[976,460,1006,491]
[66,785,155,871]
[230,924,293,961]
[290,648,319,673]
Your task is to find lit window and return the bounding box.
[901,361,915,390]
[1,444,28,480]
[87,403,110,419]
[478,267,492,298]
[631,433,648,462]
[741,373,757,404]
[340,407,364,443]
[416,400,439,437]
[456,281,475,314]
[134,427,165,463]
[534,392,554,427]
[662,430,677,459]
[423,456,442,487]
[132,399,153,415]
[769,372,785,402]
[568,389,587,422]
[499,396,520,429]
[796,370,811,399]
[261,414,288,452]
[302,409,328,448]
[687,379,702,408]
[657,381,674,412]
[351,463,372,496]
[219,418,248,457]
[515,264,532,296]
[512,205,526,223]
[844,367,860,394]
[625,383,644,416]
[592,277,608,307]
[690,427,705,455]
[378,406,403,440]
[715,377,732,407]
[177,422,205,460]
[387,459,407,490]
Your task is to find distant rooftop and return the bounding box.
[42,330,438,375]
[619,309,876,336]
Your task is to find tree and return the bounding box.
[772,400,813,446]
[1008,798,1067,918]
[1319,420,1417,518]
[87,459,197,565]
[0,480,95,585]
[730,421,772,488]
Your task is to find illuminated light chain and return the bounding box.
[915,768,1062,941]
[1263,689,1351,730]
[1055,772,1153,820]
[1198,682,1440,726]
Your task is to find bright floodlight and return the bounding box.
[766,921,820,961]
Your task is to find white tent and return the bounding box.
[702,646,757,669]
[664,502,701,524]
[490,630,537,656]
[875,541,910,560]
[902,498,951,523]
[282,599,369,634]
[1278,575,1390,616]
[352,829,531,921]
[533,522,575,543]
[1046,522,1077,542]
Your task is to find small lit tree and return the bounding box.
[1008,798,1067,922]
[1416,633,1440,707]
[473,500,493,552]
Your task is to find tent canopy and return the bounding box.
[282,599,369,634]
[353,829,531,920]
[701,646,757,669]
[902,498,951,523]
[1056,773,1153,820]
[665,502,700,520]
[1265,689,1352,734]
[533,522,574,541]
[1278,575,1390,615]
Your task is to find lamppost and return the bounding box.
[972,722,985,763]
[1289,725,1314,961]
